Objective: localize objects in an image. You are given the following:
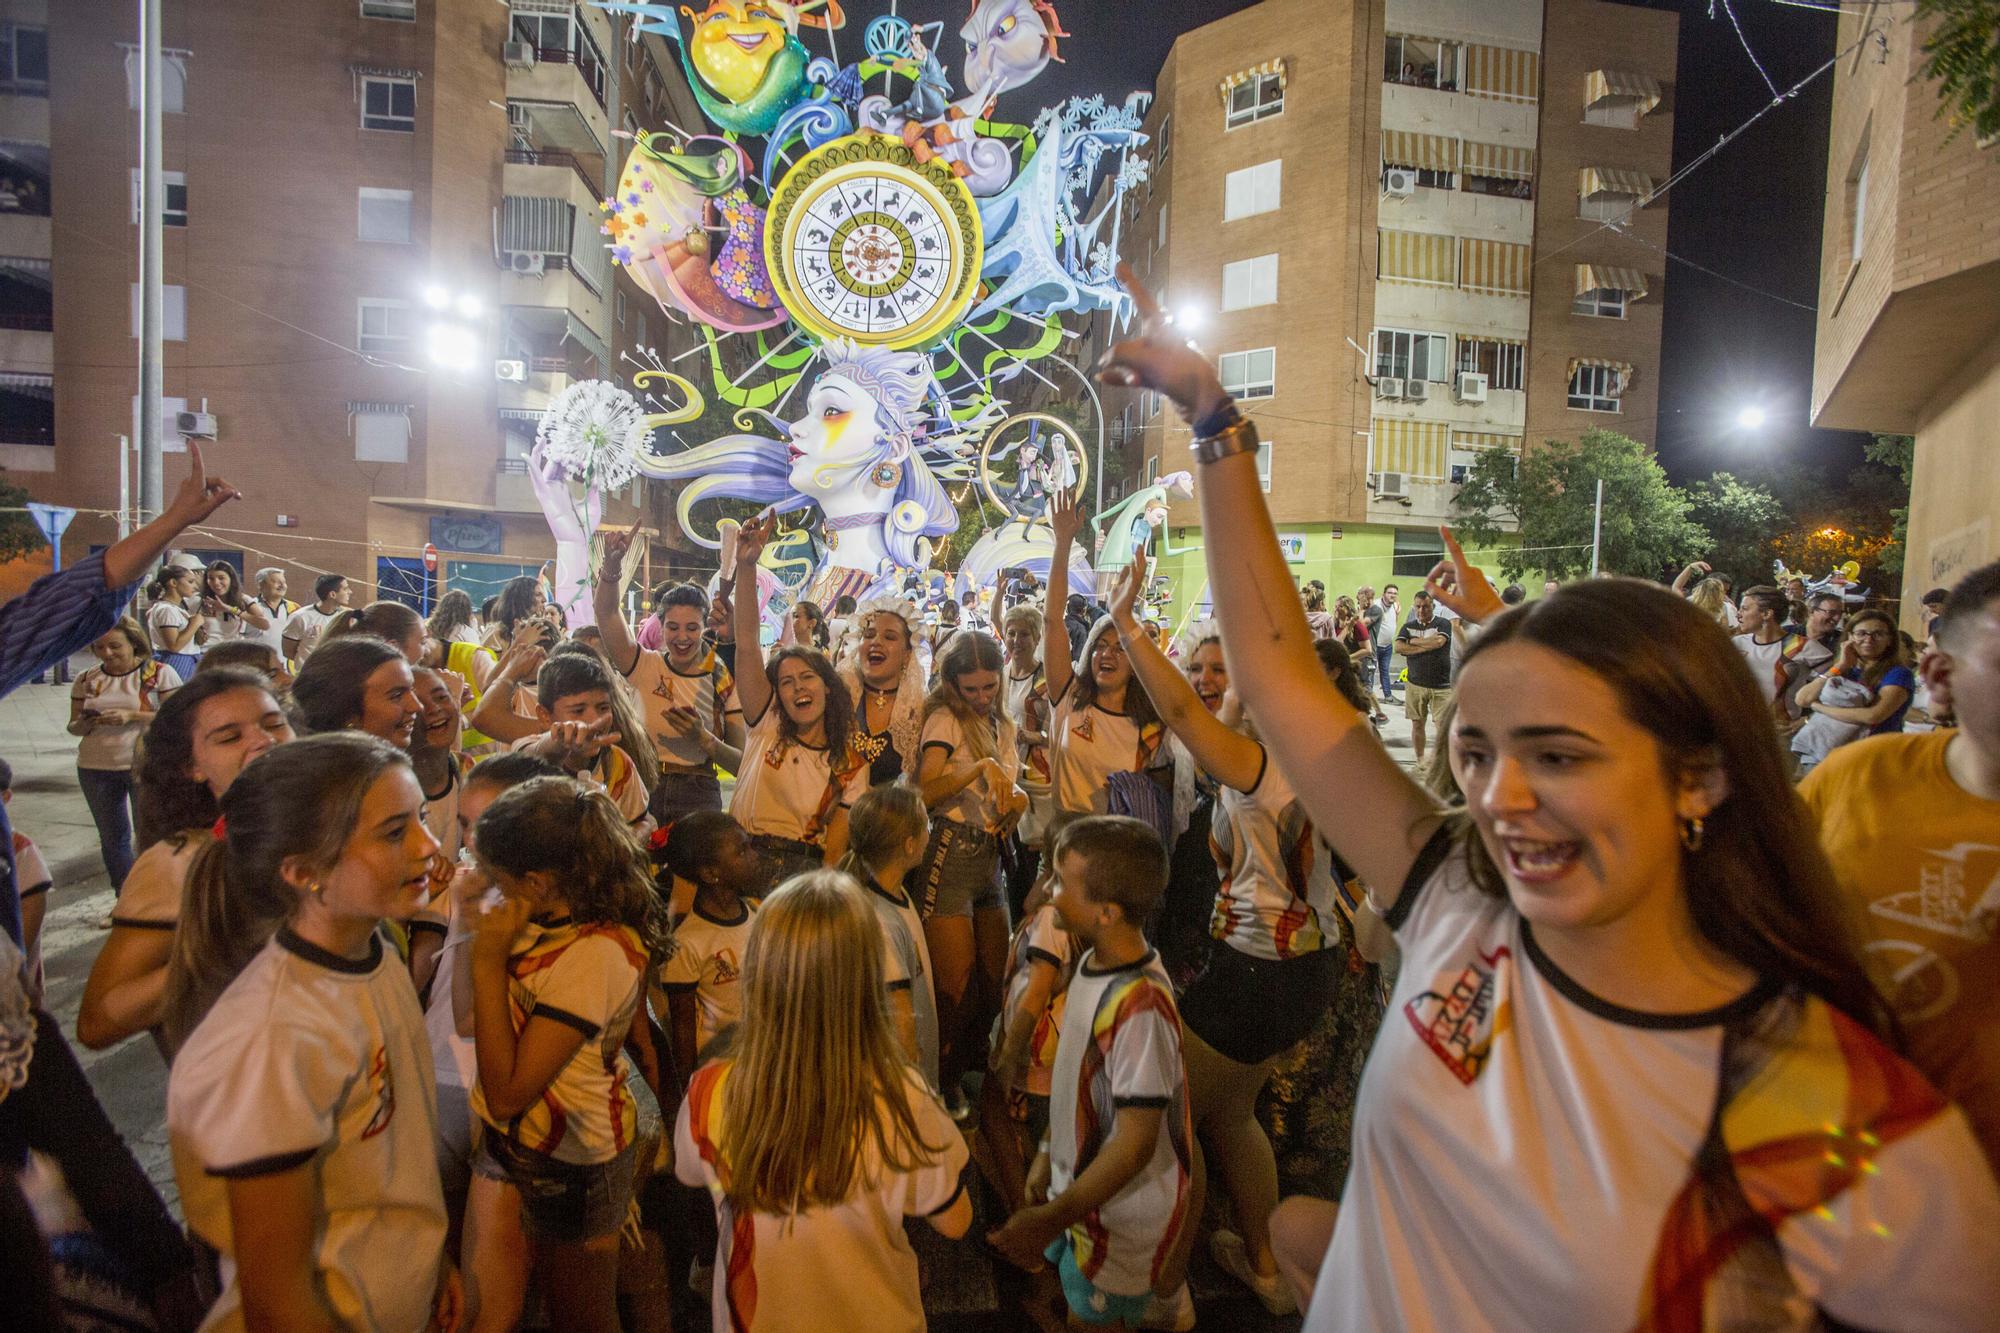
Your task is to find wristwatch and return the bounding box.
[1190,405,1260,465]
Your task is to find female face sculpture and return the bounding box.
[785,370,896,496]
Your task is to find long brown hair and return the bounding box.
[836,784,928,885]
[1071,618,1162,731]
[162,733,408,1054]
[472,775,668,955]
[766,645,856,759]
[1457,579,1893,1037]
[717,871,948,1213]
[135,668,278,849]
[922,631,1014,765]
[1844,608,1910,690]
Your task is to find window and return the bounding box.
[361,0,417,18]
[357,299,414,356]
[1392,528,1446,578]
[1373,328,1449,382]
[1157,202,1168,249]
[1847,142,1870,267]
[1462,172,1532,200]
[0,24,48,91]
[1571,288,1626,318]
[123,50,188,113]
[129,283,188,341]
[1144,454,1160,486]
[1386,164,1453,190]
[1221,254,1278,311]
[616,289,627,328]
[635,312,649,351]
[361,76,416,132]
[1256,441,1273,492]
[358,187,414,243]
[1155,115,1171,165]
[1218,347,1275,399]
[512,9,573,52]
[1223,160,1282,221]
[1384,36,1459,91]
[622,109,641,141]
[353,407,411,463]
[1455,338,1524,390]
[1584,101,1637,129]
[1226,71,1284,128]
[1568,364,1622,413]
[129,170,189,227]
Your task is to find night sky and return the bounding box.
[881,0,1866,481]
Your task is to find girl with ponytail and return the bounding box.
[163,733,459,1331]
[462,775,666,1332]
[837,784,939,1085]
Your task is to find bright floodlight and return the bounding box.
[456,294,483,319]
[1736,406,1767,430]
[1175,305,1204,331]
[422,285,452,310]
[427,323,479,369]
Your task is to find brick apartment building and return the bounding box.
[1810,6,2000,621]
[20,0,704,607]
[1074,0,1678,616]
[0,0,51,485]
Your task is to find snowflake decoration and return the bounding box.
[1116,155,1150,194]
[535,379,648,492]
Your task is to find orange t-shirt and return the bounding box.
[1800,730,2000,1176]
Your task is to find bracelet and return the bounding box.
[1191,397,1241,438]
[1190,414,1260,465]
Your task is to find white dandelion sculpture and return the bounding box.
[530,379,651,627]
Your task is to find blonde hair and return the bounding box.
[837,784,929,883]
[1688,577,1731,625]
[717,870,948,1213]
[921,631,1015,766]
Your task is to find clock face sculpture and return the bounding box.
[766,134,985,351]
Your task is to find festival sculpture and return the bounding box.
[548,0,1149,628]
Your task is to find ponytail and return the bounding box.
[838,784,928,884]
[162,833,287,1057]
[474,776,667,954]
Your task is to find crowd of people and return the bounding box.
[2,261,1998,1331]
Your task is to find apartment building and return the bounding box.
[29,0,701,607]
[1809,8,2000,622]
[1082,0,1676,616]
[0,0,50,484]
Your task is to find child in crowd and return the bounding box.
[405,665,473,995]
[0,758,51,999]
[837,785,941,1088]
[192,637,291,690]
[464,775,667,1333]
[527,650,653,829]
[674,871,971,1333]
[165,734,458,1331]
[989,816,1196,1332]
[69,616,178,893]
[659,811,763,1078]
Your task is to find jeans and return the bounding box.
[1375,642,1398,699]
[76,766,137,892]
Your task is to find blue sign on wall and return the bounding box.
[429,513,503,556]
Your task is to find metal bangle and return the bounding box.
[1190,415,1261,465]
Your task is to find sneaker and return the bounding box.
[1210,1229,1297,1316]
[1139,1283,1195,1331]
[687,1257,713,1299]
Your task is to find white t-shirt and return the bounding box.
[1209,745,1339,961]
[660,900,756,1058]
[860,877,939,1089]
[675,1061,968,1333]
[729,712,867,844]
[1003,665,1040,731]
[287,605,339,663]
[147,599,198,658]
[241,598,295,655]
[1048,948,1192,1299]
[920,708,1019,827]
[168,928,447,1333]
[111,834,204,931]
[71,660,181,770]
[1050,697,1163,815]
[1735,632,1795,706]
[625,646,742,770]
[1308,830,2000,1332]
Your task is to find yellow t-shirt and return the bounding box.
[1800,730,2000,1176]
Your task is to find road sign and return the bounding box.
[25,502,75,547]
[422,542,439,573]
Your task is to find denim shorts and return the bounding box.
[917,820,1001,919]
[475,1132,636,1242]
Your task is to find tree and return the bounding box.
[1684,472,1789,589]
[1862,434,1914,576]
[1915,0,2000,142]
[0,472,46,565]
[1451,429,1708,582]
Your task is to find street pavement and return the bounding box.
[5,656,1423,1331]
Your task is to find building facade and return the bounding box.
[28,0,703,608]
[1081,0,1676,618]
[1809,8,2000,620]
[0,0,51,487]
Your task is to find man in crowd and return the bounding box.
[242,567,295,659]
[1395,587,1452,764]
[1733,585,1801,717]
[1372,583,1400,705]
[1801,559,2000,1178]
[281,572,352,665]
[1780,591,1846,721]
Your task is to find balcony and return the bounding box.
[506,66,608,161]
[503,147,601,202]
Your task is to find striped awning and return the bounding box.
[1464,44,1540,103]
[1452,429,1523,452]
[1460,140,1535,181]
[1580,166,1654,198]
[1568,358,1634,393]
[1382,129,1458,173]
[1459,237,1531,295]
[1378,229,1455,286]
[346,400,413,416]
[1575,263,1649,301]
[1373,417,1450,479]
[1585,69,1662,117]
[1219,58,1286,103]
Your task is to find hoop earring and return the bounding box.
[1679,817,1704,853]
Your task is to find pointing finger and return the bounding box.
[1438,526,1469,569]
[1116,262,1162,324]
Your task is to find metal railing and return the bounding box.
[503,147,602,201]
[528,46,606,111]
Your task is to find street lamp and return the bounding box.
[422,279,486,372]
[1171,305,1204,333]
[1735,405,1767,431]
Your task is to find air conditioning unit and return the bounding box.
[175,410,218,439]
[507,250,548,276]
[1455,372,1489,404]
[1374,376,1405,400]
[1383,168,1418,198]
[494,359,528,382]
[1403,378,1430,403]
[1375,470,1409,499]
[503,41,538,69]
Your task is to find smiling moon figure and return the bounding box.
[677,0,810,134]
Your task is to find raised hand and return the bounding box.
[1109,548,1149,630]
[166,440,241,527]
[600,519,641,582]
[736,510,778,567]
[1424,527,1507,626]
[1097,262,1231,423]
[1049,486,1085,547]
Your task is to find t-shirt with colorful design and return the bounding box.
[859,876,939,1089]
[1307,829,2000,1332]
[71,659,181,770]
[1050,696,1166,816]
[626,646,741,771]
[660,900,756,1059]
[995,902,1075,1098]
[729,711,868,846]
[1801,730,2000,1178]
[920,708,1020,827]
[674,1060,968,1333]
[471,916,649,1166]
[1048,948,1192,1299]
[1208,745,1338,962]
